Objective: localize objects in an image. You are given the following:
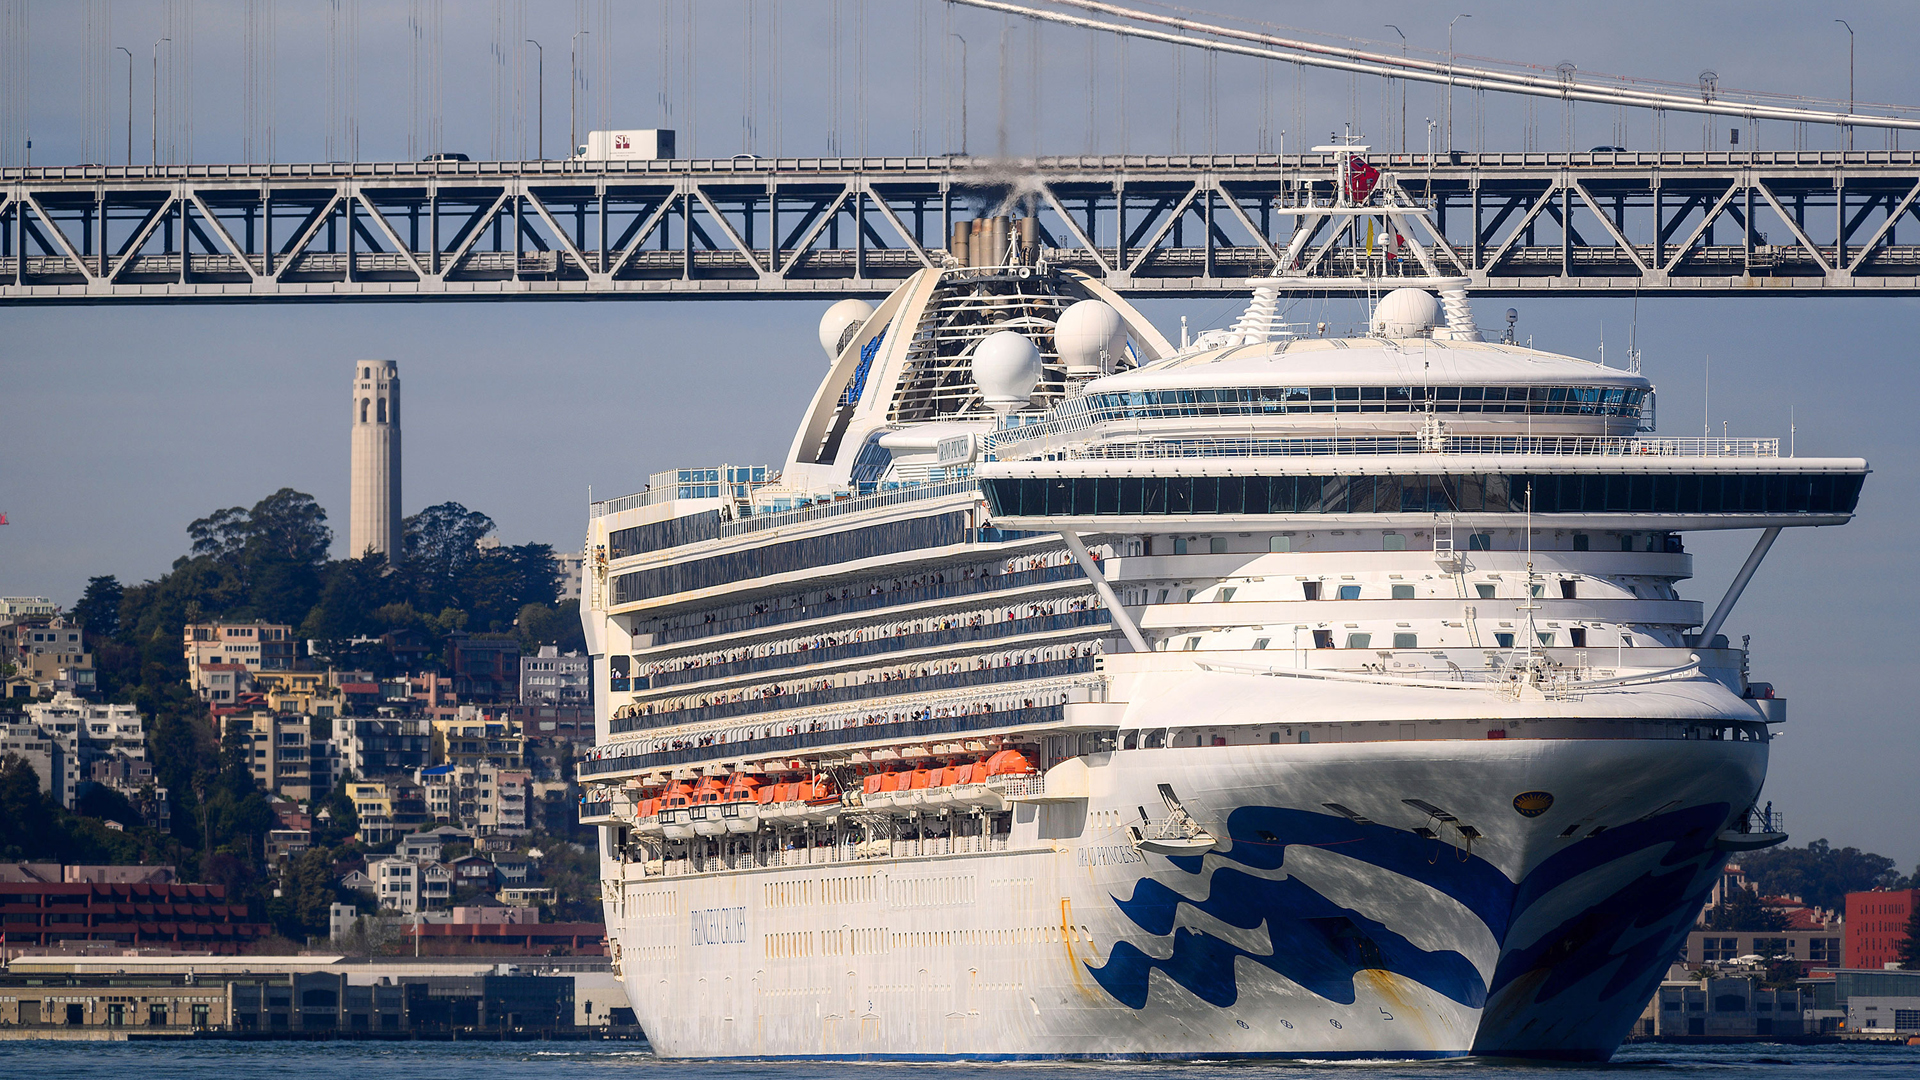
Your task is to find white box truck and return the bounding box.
[574,129,676,161]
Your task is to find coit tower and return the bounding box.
[349,360,402,561]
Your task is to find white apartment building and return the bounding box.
[518,645,590,706]
[19,693,148,808]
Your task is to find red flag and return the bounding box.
[1344,157,1380,203]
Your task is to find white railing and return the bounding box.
[1056,435,1781,461]
[719,478,981,537]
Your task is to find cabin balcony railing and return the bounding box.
[1053,435,1781,461]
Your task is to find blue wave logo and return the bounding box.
[1086,803,1730,1019]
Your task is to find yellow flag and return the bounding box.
[1366,219,1375,256]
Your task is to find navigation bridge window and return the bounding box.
[1086,385,1647,419]
[982,472,1863,518]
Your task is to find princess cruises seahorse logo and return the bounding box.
[1085,803,1732,1015]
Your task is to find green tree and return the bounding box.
[1739,839,1901,911]
[1706,886,1789,932]
[0,754,59,859]
[72,575,124,639]
[403,502,496,612]
[269,848,347,942]
[1900,903,1920,971]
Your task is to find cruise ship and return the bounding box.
[576,204,1867,1060]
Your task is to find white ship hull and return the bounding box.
[605,734,1761,1060]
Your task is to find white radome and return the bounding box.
[1054,298,1128,376]
[971,330,1043,413]
[818,298,877,362]
[1371,287,1441,338]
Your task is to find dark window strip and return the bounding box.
[982,472,1865,518]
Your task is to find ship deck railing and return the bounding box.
[582,703,1071,777]
[610,656,1100,735]
[640,608,1111,690]
[637,562,1087,650]
[721,477,981,538]
[994,433,1781,462]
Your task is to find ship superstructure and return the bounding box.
[577,211,1866,1060]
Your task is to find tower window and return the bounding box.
[360,398,369,422]
[377,397,388,423]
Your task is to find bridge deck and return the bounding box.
[6,152,1920,301]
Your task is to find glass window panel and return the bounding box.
[1167,477,1194,514]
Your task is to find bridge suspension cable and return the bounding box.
[956,0,1920,133]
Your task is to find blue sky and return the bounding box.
[4,0,1916,869]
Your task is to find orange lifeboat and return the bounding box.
[722,773,764,835]
[633,795,665,837]
[896,765,935,809]
[691,776,729,837]
[919,764,958,810]
[660,780,696,840]
[798,774,842,822]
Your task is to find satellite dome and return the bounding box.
[971,331,1043,414]
[1370,288,1441,338]
[818,298,876,362]
[1054,299,1127,377]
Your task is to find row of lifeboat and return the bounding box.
[627,750,1035,841]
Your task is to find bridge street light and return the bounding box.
[1835,19,1853,151]
[115,46,131,167]
[571,30,590,160]
[151,36,170,166]
[950,34,968,156]
[525,39,544,159]
[1447,14,1471,152]
[1384,25,1406,153]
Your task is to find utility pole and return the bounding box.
[949,34,968,155]
[570,30,590,159]
[116,46,132,166]
[1835,19,1854,151]
[525,39,543,159]
[1385,25,1406,154]
[151,36,170,166]
[1443,14,1474,153]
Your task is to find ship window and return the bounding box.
[1573,533,1591,551]
[1269,535,1291,552]
[1468,533,1493,551]
[1302,581,1321,601]
[1392,633,1418,649]
[1495,633,1515,648]
[1621,533,1636,551]
[1185,590,1197,602]
[1298,730,1313,743]
[1173,537,1189,555]
[1312,630,1335,649]
[1346,633,1372,648]
[1560,580,1578,599]
[1475,583,1496,599]
[1338,585,1362,600]
[1184,637,1201,651]
[1391,585,1415,600]
[1383,533,1407,551]
[1210,537,1228,554]
[1157,589,1170,604]
[1252,638,1270,650]
[1570,627,1588,647]
[1216,587,1237,602]
[1538,631,1556,646]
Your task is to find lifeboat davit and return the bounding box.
[798,774,842,823]
[953,749,1035,811]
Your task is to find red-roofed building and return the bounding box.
[1846,889,1917,971]
[403,920,606,956]
[0,878,271,953]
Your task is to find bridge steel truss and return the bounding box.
[6,151,1920,303]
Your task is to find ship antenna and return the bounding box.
[1518,481,1542,684]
